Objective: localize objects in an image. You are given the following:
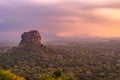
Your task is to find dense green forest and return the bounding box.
[0,42,120,80]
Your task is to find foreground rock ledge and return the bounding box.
[19,30,41,46]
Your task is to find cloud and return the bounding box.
[93,8,120,20]
[0,0,120,40]
[0,19,4,23]
[29,0,61,4]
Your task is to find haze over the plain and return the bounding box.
[0,0,120,41]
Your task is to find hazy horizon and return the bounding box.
[0,0,120,41]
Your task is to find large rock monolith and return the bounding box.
[19,30,41,46]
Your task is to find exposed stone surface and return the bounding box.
[19,30,41,46]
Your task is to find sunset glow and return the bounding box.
[0,0,120,40]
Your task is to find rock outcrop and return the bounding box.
[19,30,41,46]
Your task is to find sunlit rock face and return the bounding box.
[19,30,41,46]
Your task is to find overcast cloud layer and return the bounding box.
[0,0,120,41]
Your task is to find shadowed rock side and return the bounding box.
[19,30,41,46]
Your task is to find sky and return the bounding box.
[0,0,120,41]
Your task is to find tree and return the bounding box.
[39,70,73,80]
[0,70,25,80]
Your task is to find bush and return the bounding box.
[39,70,73,80]
[0,70,25,80]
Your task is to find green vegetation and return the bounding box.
[0,70,24,80]
[39,70,73,80]
[0,42,120,80]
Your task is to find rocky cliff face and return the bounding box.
[19,30,41,46]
